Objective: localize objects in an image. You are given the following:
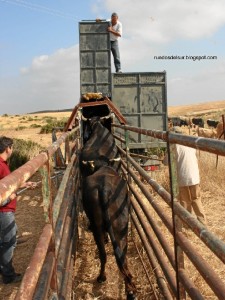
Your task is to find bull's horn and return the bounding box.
[86,161,95,169]
[109,157,121,162]
[81,114,88,121]
[82,160,94,164]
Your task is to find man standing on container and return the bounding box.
[108,12,122,73]
[0,136,36,284]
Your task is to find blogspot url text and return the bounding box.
[154,55,217,61]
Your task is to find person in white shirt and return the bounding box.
[108,12,122,73]
[173,127,207,225]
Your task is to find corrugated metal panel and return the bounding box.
[112,72,167,148]
[112,72,167,149]
[79,21,112,96]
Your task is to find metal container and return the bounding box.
[79,21,112,96]
[112,72,168,150]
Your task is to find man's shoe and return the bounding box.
[2,273,22,284]
[116,69,122,73]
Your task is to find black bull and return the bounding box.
[80,116,121,176]
[79,117,137,299]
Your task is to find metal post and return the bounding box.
[39,156,59,295]
[168,142,186,299]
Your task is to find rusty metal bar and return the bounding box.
[54,175,75,255]
[0,152,48,205]
[64,99,127,129]
[168,142,186,300]
[40,161,53,223]
[113,133,126,144]
[63,255,75,300]
[129,152,163,161]
[52,129,66,168]
[15,224,53,300]
[33,167,78,299]
[113,124,225,156]
[33,252,55,300]
[0,128,78,205]
[59,246,74,299]
[57,215,72,288]
[131,215,174,300]
[53,153,77,228]
[64,106,79,131]
[118,146,225,265]
[65,136,71,163]
[59,223,74,299]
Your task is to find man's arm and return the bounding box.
[108,26,122,37]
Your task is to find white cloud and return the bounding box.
[0,46,80,114]
[168,59,225,105]
[96,0,225,42]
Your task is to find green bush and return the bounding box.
[40,118,67,134]
[43,116,57,124]
[9,139,43,171]
[27,117,34,121]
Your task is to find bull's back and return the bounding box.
[81,123,118,160]
[83,166,129,230]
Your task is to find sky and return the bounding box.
[0,0,225,114]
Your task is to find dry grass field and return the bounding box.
[0,100,225,299]
[168,99,225,118]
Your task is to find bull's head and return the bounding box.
[82,160,95,171]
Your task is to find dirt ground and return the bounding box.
[72,214,156,300]
[1,102,225,299]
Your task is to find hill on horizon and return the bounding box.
[28,99,225,119]
[168,99,225,117]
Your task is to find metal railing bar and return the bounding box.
[113,124,225,156]
[130,215,174,300]
[15,224,53,300]
[118,146,225,264]
[122,156,225,298]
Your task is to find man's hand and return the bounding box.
[9,193,17,200]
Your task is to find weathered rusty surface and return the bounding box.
[63,99,127,132]
[64,106,79,131]
[40,162,53,223]
[57,215,72,288]
[33,252,55,300]
[0,151,48,205]
[15,224,53,300]
[52,153,77,228]
[59,224,74,299]
[113,133,126,144]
